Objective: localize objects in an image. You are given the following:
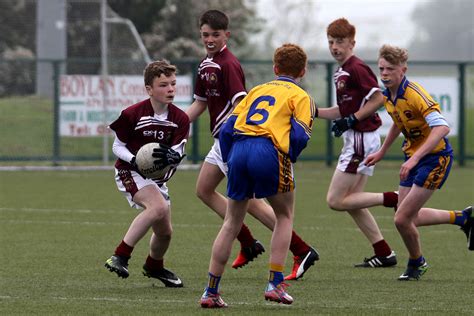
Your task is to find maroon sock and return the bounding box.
[289,231,310,257]
[373,240,391,257]
[383,191,398,208]
[145,255,163,271]
[236,223,255,248]
[114,240,134,258]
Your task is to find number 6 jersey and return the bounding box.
[220,76,316,163]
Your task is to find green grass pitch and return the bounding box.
[1,163,473,315]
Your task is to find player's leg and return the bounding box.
[139,194,183,288]
[195,161,227,217]
[198,141,264,268]
[415,205,473,249]
[246,198,319,280]
[105,171,163,278]
[327,169,396,267]
[201,198,249,308]
[395,185,431,280]
[264,191,295,304]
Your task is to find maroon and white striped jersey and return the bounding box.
[334,55,382,132]
[194,46,246,137]
[109,99,190,176]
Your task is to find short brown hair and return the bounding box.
[327,18,356,40]
[199,9,229,30]
[144,60,177,86]
[379,44,408,66]
[273,43,307,78]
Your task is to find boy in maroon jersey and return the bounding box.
[317,18,399,268]
[186,9,318,281]
[104,60,189,287]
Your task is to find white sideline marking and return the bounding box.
[0,295,461,312]
[0,164,201,171]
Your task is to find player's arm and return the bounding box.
[332,89,384,137]
[365,123,400,166]
[317,106,341,120]
[112,135,134,164]
[186,99,207,122]
[288,95,315,163]
[352,89,384,121]
[219,114,238,163]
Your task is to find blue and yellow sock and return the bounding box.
[450,210,469,226]
[206,272,221,294]
[269,263,284,287]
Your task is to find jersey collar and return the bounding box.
[276,76,298,85]
[383,76,409,104]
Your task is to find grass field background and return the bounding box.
[1,163,473,315]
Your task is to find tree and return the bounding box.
[132,0,262,60]
[409,0,473,61]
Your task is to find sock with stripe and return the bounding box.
[269,263,284,287]
[450,210,469,226]
[206,272,221,295]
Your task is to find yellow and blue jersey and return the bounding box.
[220,76,316,163]
[382,77,452,158]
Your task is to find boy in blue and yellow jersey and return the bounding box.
[365,44,473,281]
[200,43,315,308]
[188,10,318,280]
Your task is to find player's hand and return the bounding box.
[152,144,185,169]
[399,156,418,181]
[331,113,358,137]
[364,150,383,166]
[129,156,145,178]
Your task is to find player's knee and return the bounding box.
[394,213,409,230]
[196,185,212,202]
[147,204,169,222]
[327,195,344,211]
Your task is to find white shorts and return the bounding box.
[204,138,228,176]
[115,168,170,209]
[336,129,380,176]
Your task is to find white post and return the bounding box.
[101,0,109,165]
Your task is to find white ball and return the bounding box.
[135,142,172,179]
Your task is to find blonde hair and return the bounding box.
[379,44,408,66]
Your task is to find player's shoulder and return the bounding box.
[168,103,190,124]
[217,48,242,67]
[122,99,152,115]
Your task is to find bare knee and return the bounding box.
[394,213,410,231]
[196,184,213,202]
[326,195,345,211]
[146,204,169,223]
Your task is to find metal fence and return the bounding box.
[0,58,473,166]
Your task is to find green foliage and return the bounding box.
[1,165,473,314]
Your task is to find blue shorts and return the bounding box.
[400,152,453,190]
[227,136,294,200]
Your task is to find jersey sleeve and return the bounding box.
[288,94,315,163]
[353,64,380,97]
[222,60,246,104]
[193,71,206,100]
[219,114,238,163]
[109,110,133,144]
[411,82,440,118]
[170,113,190,147]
